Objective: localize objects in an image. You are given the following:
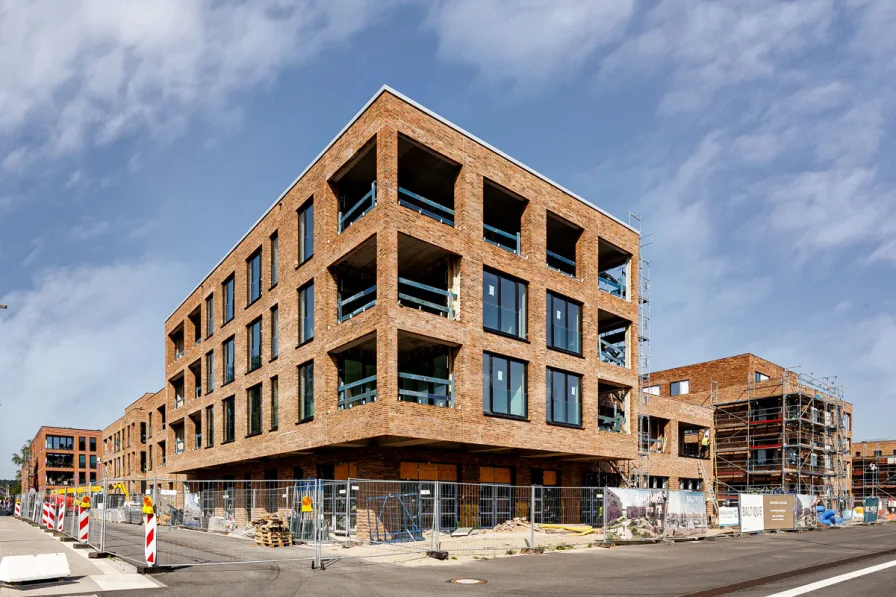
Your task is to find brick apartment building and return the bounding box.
[21,426,102,494]
[853,439,896,506]
[146,85,705,493]
[649,354,853,507]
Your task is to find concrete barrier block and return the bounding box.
[0,552,70,583]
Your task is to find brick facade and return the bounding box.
[22,426,102,494]
[852,439,896,501]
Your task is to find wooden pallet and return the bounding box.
[255,530,292,548]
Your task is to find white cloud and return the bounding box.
[426,0,634,88]
[0,261,191,478]
[70,219,112,242]
[0,0,396,173]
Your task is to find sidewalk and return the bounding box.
[0,517,160,596]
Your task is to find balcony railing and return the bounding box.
[194,433,202,450]
[397,277,456,319]
[397,186,455,226]
[195,386,202,398]
[225,365,235,384]
[598,272,626,299]
[249,354,262,371]
[546,249,576,277]
[398,372,453,407]
[175,439,184,454]
[338,374,377,410]
[483,223,521,255]
[174,395,184,409]
[174,349,185,361]
[338,285,377,323]
[599,336,625,367]
[338,181,376,233]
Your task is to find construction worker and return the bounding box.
[700,429,710,458]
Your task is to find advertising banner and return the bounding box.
[664,491,708,538]
[719,507,739,527]
[604,488,666,541]
[763,495,795,530]
[739,494,764,532]
[864,498,880,523]
[794,495,817,529]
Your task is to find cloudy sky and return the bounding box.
[1,0,894,479]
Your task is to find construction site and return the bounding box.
[648,354,853,512]
[853,439,896,514]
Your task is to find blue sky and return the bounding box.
[1,0,894,478]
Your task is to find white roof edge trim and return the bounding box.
[166,84,638,321]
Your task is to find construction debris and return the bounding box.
[492,518,533,532]
[251,515,292,548]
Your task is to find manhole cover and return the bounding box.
[448,578,488,585]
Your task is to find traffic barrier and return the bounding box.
[0,553,70,583]
[79,495,91,542]
[144,495,156,566]
[56,500,65,532]
[14,499,20,517]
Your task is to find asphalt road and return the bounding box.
[119,525,896,597]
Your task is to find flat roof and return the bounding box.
[167,84,640,321]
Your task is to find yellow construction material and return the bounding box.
[538,524,596,535]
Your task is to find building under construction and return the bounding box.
[852,440,896,509]
[648,354,852,510]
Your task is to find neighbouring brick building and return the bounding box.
[649,354,853,508]
[22,426,102,494]
[153,84,716,494]
[853,440,896,510]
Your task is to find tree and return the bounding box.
[11,441,31,468]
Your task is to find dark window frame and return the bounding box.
[247,317,263,372]
[298,281,314,345]
[247,383,262,437]
[223,275,235,325]
[483,352,528,420]
[482,267,528,340]
[298,361,314,422]
[206,405,214,447]
[247,248,262,306]
[270,232,279,288]
[270,305,279,360]
[546,291,583,356]
[546,367,583,428]
[270,376,279,430]
[298,199,314,265]
[223,336,235,385]
[223,396,235,443]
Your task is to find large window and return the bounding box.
[755,372,770,382]
[223,275,234,324]
[206,405,214,447]
[90,437,96,452]
[45,435,74,450]
[223,337,235,384]
[223,396,235,442]
[671,380,690,396]
[206,350,215,392]
[79,436,85,451]
[546,368,582,427]
[247,250,262,304]
[270,306,279,359]
[205,294,214,337]
[270,232,279,287]
[89,455,97,468]
[299,200,314,263]
[482,269,527,339]
[299,361,314,421]
[546,292,582,355]
[483,352,527,418]
[270,376,279,430]
[247,384,262,436]
[299,282,314,344]
[248,318,262,371]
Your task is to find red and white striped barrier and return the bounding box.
[55,501,65,532]
[14,501,20,517]
[78,504,90,542]
[145,512,157,565]
[42,502,50,528]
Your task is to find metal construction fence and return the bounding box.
[14,479,709,569]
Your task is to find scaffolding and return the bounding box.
[852,442,896,504]
[712,368,850,510]
[630,213,652,489]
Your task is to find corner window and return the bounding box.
[206,405,214,447]
[206,350,215,391]
[270,232,279,287]
[247,384,262,436]
[299,282,314,344]
[270,376,279,430]
[483,352,527,418]
[247,249,262,305]
[205,294,215,337]
[299,361,314,421]
[755,372,770,382]
[299,200,314,264]
[223,275,235,324]
[223,396,235,442]
[670,380,690,396]
[483,268,527,339]
[223,337,235,384]
[546,291,582,355]
[270,305,279,358]
[247,318,262,372]
[546,368,582,427]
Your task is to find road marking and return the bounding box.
[765,559,896,596]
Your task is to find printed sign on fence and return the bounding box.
[664,491,708,538]
[719,506,739,527]
[604,488,666,541]
[763,495,795,530]
[864,498,880,523]
[739,494,764,532]
[795,495,817,529]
